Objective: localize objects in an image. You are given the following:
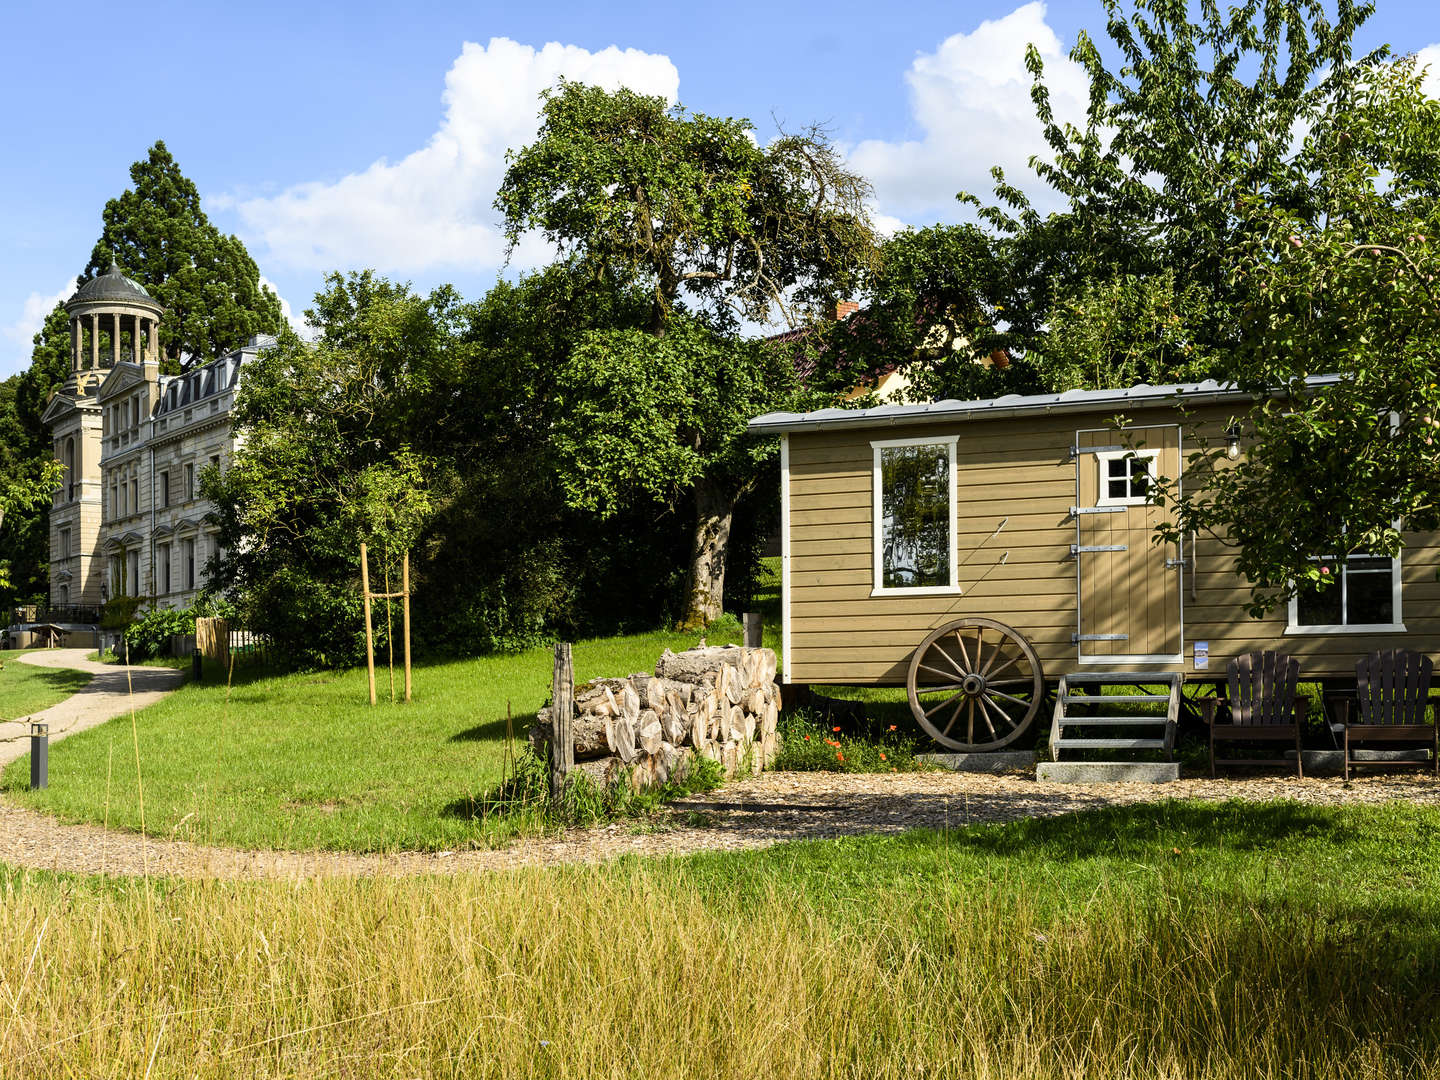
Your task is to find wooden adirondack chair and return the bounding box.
[1335,649,1440,780]
[1201,652,1307,777]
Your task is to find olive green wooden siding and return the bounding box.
[784,408,1440,684]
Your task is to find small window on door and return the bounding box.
[1095,450,1159,506]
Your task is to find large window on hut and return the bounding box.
[1288,551,1403,633]
[871,435,959,595]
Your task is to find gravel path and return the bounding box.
[4,766,1440,881]
[4,654,1438,880]
[0,650,183,770]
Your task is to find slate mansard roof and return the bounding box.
[747,374,1344,435]
[154,334,277,418]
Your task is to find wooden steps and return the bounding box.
[1048,673,1180,763]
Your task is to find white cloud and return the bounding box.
[229,38,679,275]
[1,279,75,378]
[1418,44,1440,98]
[258,276,311,340]
[847,2,1090,221]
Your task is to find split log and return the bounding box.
[534,706,613,760]
[612,712,639,764]
[637,711,664,755]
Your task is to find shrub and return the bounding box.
[98,595,143,632]
[121,607,196,661]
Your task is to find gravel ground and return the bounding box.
[3,768,1438,881]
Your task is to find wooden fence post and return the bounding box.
[743,612,762,649]
[550,642,574,803]
[360,542,376,706]
[402,551,412,703]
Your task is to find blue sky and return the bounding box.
[5,0,1440,376]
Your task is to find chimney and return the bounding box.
[834,300,859,321]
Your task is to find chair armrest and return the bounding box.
[1201,697,1220,726]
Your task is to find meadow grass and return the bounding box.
[0,649,91,722]
[3,799,1439,1078]
[0,625,747,852]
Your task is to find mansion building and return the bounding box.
[42,263,271,612]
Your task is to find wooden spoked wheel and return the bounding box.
[906,617,1046,752]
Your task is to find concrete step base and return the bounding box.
[1036,761,1180,784]
[1277,748,1433,776]
[918,751,1036,774]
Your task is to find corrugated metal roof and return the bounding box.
[747,374,1342,435]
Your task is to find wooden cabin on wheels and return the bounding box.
[748,377,1440,762]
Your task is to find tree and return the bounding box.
[1157,56,1440,614]
[549,320,802,627]
[206,273,454,667]
[853,0,1390,403]
[79,141,284,367]
[498,82,876,625]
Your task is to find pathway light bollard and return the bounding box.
[30,721,48,790]
[192,647,202,683]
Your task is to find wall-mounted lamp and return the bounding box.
[1225,424,1242,460]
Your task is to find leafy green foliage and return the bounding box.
[497,81,876,335]
[206,273,450,668]
[845,0,1394,404]
[121,606,196,661]
[498,85,869,627]
[1157,57,1440,613]
[773,709,923,773]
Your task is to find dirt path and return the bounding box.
[4,765,1440,881]
[0,650,183,770]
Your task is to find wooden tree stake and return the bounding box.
[384,552,395,704]
[360,542,376,706]
[402,551,412,703]
[550,642,574,803]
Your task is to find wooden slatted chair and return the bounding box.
[1202,652,1307,777]
[1336,649,1440,780]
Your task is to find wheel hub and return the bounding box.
[962,673,986,696]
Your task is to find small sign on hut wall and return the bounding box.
[1193,641,1209,671]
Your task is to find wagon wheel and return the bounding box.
[906,617,1045,752]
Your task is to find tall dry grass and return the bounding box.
[2,856,1436,1080]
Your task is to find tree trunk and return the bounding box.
[679,475,734,631]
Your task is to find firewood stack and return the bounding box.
[534,645,780,790]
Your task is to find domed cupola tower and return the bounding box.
[62,261,164,395]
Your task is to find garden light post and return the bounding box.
[29,721,48,790]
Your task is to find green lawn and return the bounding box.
[3,800,1439,1077]
[0,650,91,722]
[0,625,749,852]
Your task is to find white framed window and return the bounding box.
[1287,551,1404,634]
[157,543,171,594]
[1095,449,1159,506]
[871,435,960,596]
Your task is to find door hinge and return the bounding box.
[1072,633,1130,642]
[1071,544,1129,555]
[1165,557,1190,570]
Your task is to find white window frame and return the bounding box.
[1094,449,1160,507]
[871,434,961,597]
[1286,549,1405,635]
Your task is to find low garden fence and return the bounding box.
[168,619,271,668]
